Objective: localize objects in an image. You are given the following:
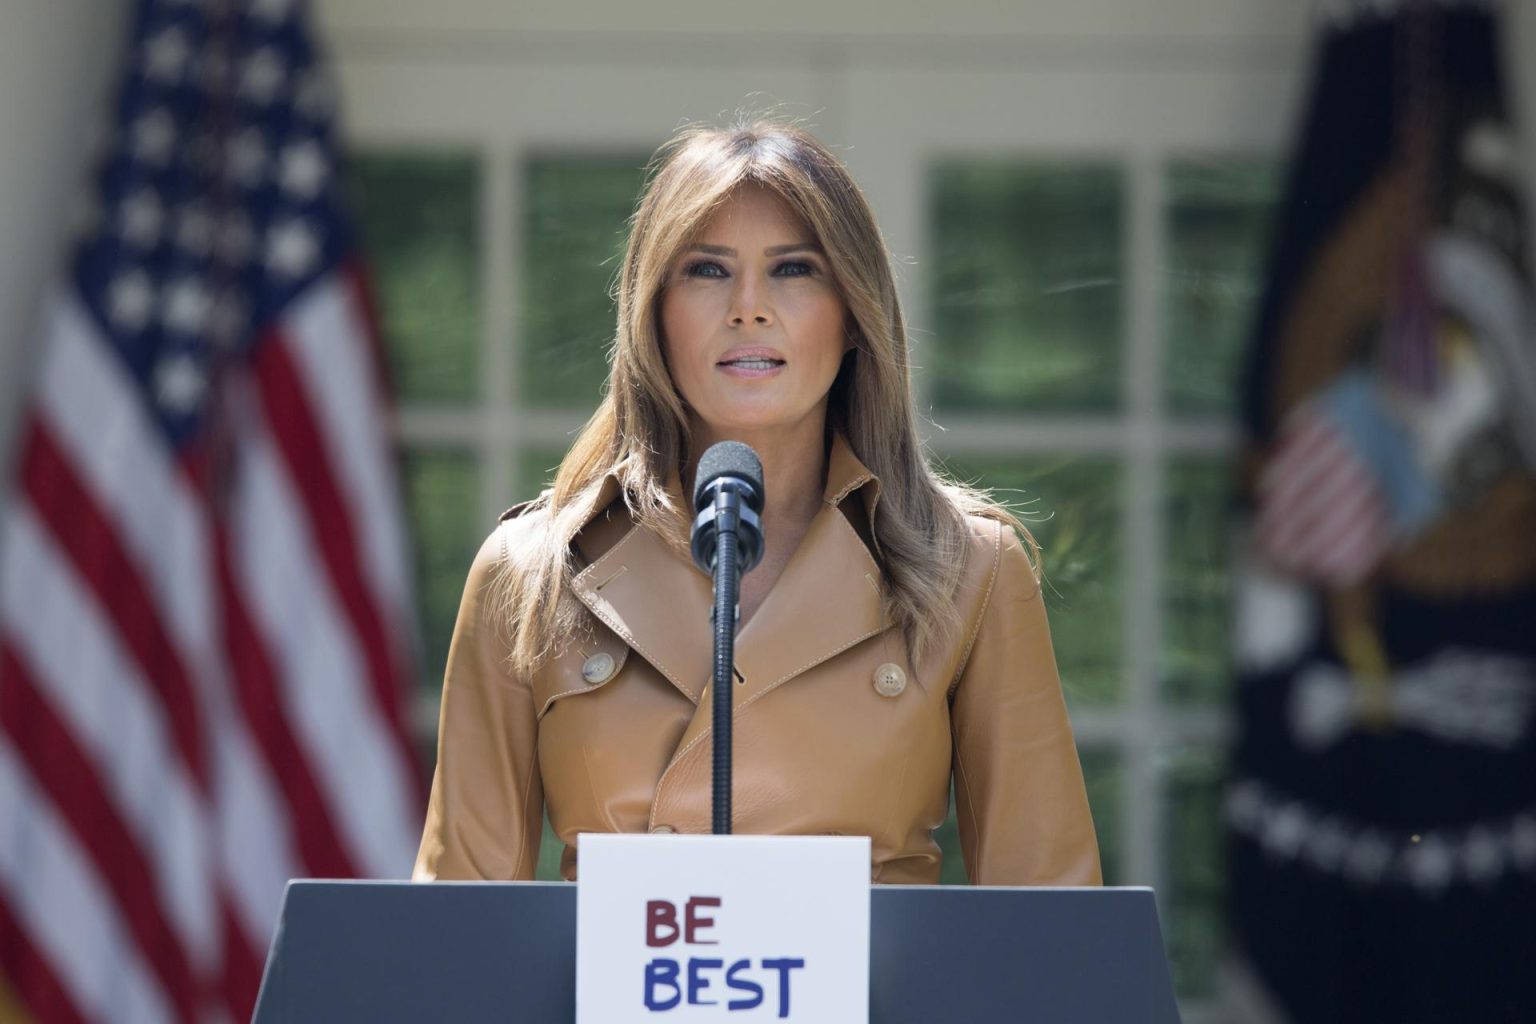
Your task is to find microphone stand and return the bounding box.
[708,486,743,836]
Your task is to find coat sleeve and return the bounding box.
[413,523,544,880]
[949,521,1103,886]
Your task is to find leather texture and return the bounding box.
[414,435,1102,886]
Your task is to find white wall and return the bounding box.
[0,0,127,478]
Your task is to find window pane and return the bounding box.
[1162,743,1226,998]
[515,447,567,508]
[536,815,564,881]
[1083,748,1124,885]
[402,448,480,696]
[1163,457,1235,705]
[349,152,480,403]
[1163,158,1278,417]
[930,161,1124,413]
[521,155,649,408]
[935,783,968,885]
[934,748,1120,884]
[943,454,1123,707]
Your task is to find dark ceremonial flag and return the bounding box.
[1230,0,1536,1020]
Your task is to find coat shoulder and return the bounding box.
[475,492,634,590]
[465,499,557,589]
[957,513,1041,604]
[945,514,1044,690]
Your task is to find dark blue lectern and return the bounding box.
[253,881,1181,1022]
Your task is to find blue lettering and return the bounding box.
[725,959,764,1010]
[760,958,805,1019]
[644,958,681,1011]
[687,957,723,1006]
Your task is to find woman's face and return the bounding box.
[659,184,849,446]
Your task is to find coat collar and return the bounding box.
[569,433,887,706]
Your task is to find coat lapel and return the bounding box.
[569,491,714,705]
[570,435,890,757]
[732,494,888,707]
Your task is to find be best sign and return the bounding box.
[576,834,870,1023]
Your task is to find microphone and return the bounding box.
[687,440,765,836]
[690,441,765,575]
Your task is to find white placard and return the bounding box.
[576,833,870,1023]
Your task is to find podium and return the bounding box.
[253,881,1180,1022]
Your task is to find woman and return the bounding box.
[414,120,1101,886]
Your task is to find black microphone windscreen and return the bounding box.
[693,441,764,511]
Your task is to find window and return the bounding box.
[340,42,1292,1014]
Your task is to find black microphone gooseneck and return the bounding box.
[689,442,764,836]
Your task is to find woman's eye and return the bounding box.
[773,260,816,277]
[684,260,728,279]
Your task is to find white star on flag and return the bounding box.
[130,108,177,167]
[118,188,165,249]
[143,26,192,84]
[107,268,156,332]
[266,219,319,278]
[249,0,296,25]
[279,141,328,199]
[153,351,208,414]
[240,47,286,106]
[163,277,212,336]
[228,127,270,188]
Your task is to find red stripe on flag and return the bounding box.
[220,897,264,1022]
[0,892,88,1024]
[0,644,201,1024]
[342,259,398,408]
[212,532,360,878]
[16,418,210,794]
[251,332,418,792]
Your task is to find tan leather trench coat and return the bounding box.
[414,435,1101,886]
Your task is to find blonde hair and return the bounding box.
[495,118,1033,675]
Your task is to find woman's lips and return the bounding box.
[717,357,785,378]
[716,349,786,378]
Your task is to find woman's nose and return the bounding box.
[728,277,772,326]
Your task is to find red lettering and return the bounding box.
[646,900,679,947]
[684,896,721,945]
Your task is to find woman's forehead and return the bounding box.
[694,183,813,243]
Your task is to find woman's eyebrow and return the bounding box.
[685,242,824,257]
[765,242,823,256]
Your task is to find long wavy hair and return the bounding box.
[494,118,1033,675]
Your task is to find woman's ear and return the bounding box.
[843,317,861,355]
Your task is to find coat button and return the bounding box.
[581,652,616,685]
[650,824,676,835]
[873,663,906,697]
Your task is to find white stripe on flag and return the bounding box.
[230,399,418,878]
[0,502,217,970]
[283,279,413,632]
[211,692,302,944]
[33,290,310,923]
[37,291,216,686]
[0,742,176,1024]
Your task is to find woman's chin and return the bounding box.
[692,407,824,442]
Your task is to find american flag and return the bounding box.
[0,1,422,1021]
[1255,399,1392,587]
